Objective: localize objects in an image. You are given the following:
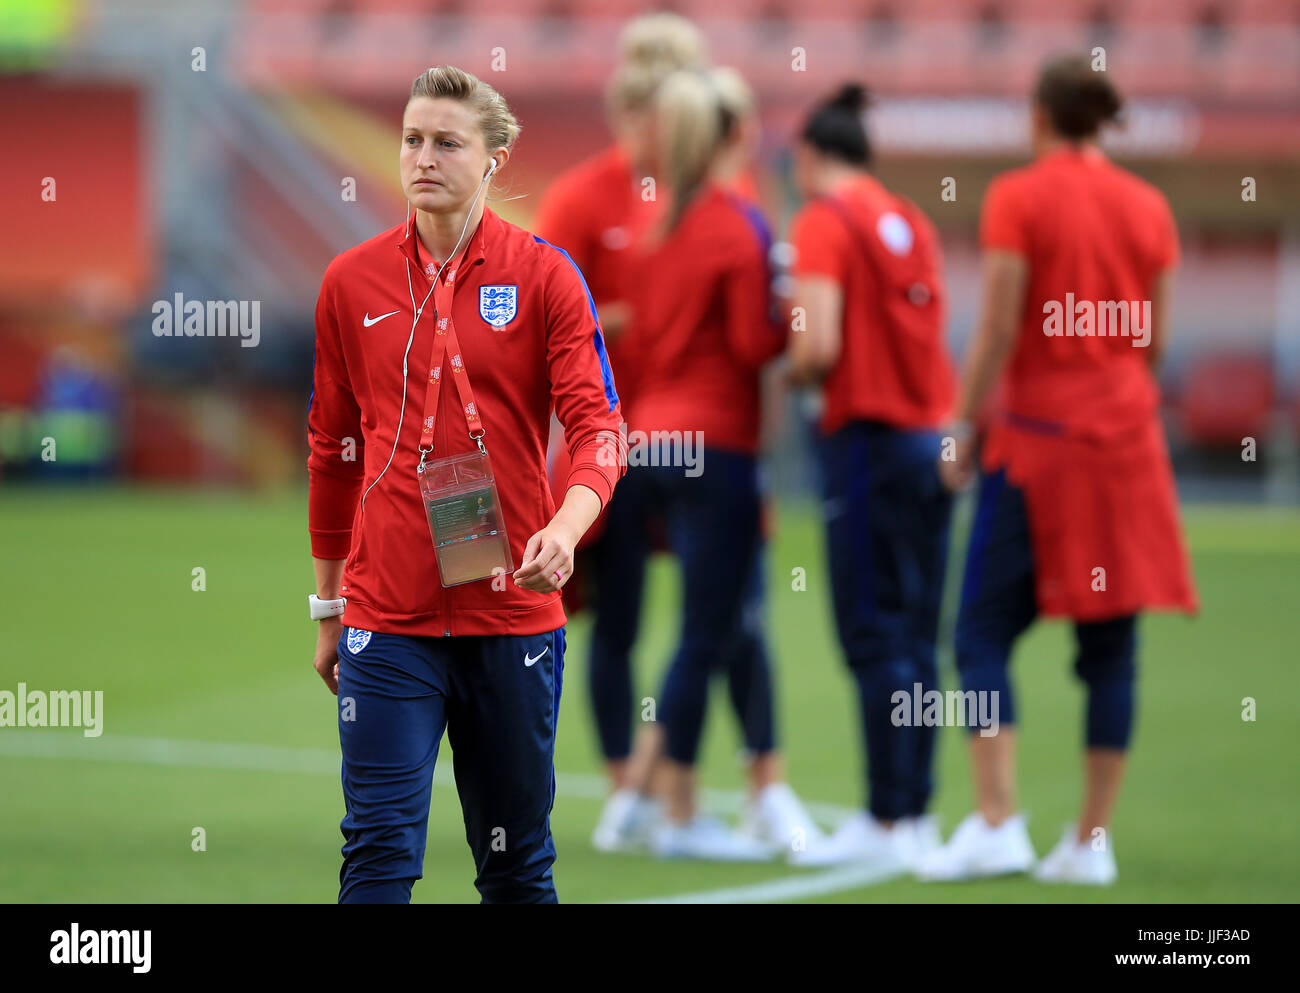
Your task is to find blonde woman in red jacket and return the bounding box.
[306,66,624,904]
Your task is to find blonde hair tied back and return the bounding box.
[655,69,727,229]
[409,65,521,153]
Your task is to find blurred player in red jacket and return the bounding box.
[919,55,1198,886]
[611,68,825,862]
[785,83,956,874]
[534,14,703,853]
[307,66,624,903]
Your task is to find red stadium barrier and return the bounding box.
[1179,354,1276,447]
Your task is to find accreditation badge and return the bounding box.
[416,448,514,586]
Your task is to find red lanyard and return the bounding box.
[417,239,486,458]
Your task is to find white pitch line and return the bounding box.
[0,731,342,775]
[626,860,904,904]
[0,732,857,820]
[0,732,875,903]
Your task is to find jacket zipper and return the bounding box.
[440,255,486,637]
[394,251,452,638]
[409,250,486,638]
[428,296,451,638]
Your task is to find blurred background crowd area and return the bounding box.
[2,0,1298,500]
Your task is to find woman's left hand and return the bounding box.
[938,444,975,493]
[937,421,977,493]
[513,520,579,593]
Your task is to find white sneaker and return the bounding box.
[739,783,827,860]
[788,811,910,872]
[896,814,943,870]
[651,813,775,862]
[916,812,1036,881]
[1033,825,1118,886]
[591,789,661,853]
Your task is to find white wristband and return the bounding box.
[308,594,347,620]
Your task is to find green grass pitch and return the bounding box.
[0,486,1296,903]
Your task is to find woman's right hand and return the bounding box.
[938,445,975,493]
[313,617,344,695]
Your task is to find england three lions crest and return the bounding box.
[479,285,518,328]
[346,627,372,654]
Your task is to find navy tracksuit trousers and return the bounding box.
[955,468,1138,749]
[818,420,953,822]
[334,625,564,904]
[587,448,777,765]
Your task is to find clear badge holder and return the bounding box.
[417,447,514,586]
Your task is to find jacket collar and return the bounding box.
[828,171,885,202]
[1039,142,1107,168]
[395,206,494,270]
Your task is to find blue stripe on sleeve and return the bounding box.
[726,193,781,327]
[306,341,316,440]
[533,234,620,412]
[731,194,773,259]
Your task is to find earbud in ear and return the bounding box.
[485,160,497,178]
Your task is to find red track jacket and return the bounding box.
[308,208,625,636]
[626,183,787,455]
[978,147,1196,620]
